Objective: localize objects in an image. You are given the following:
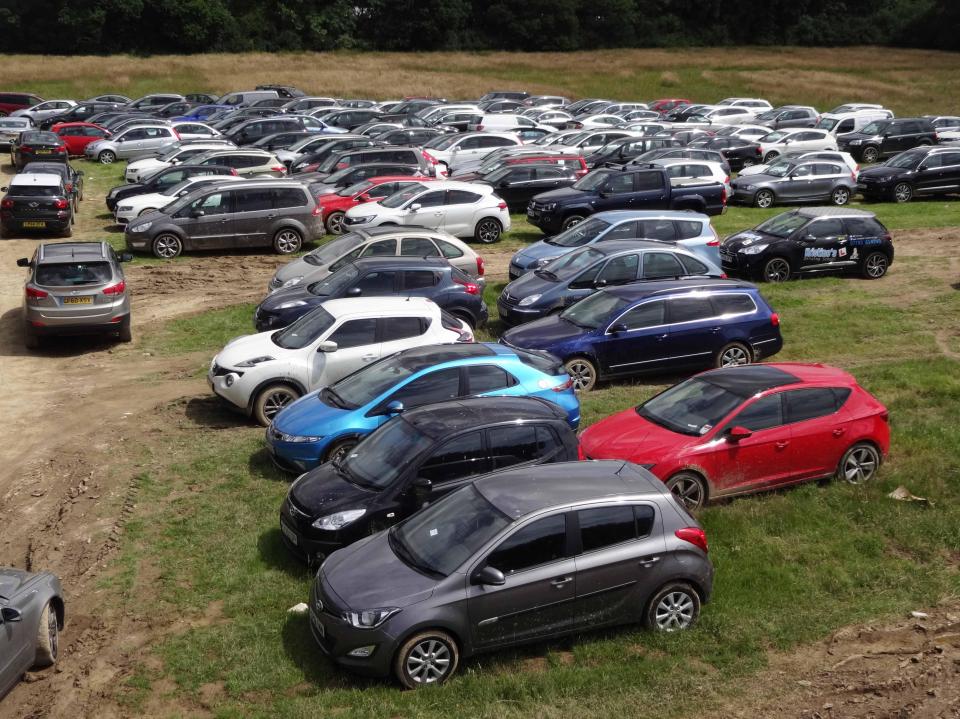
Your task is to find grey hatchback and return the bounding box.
[731,158,857,209]
[308,460,713,688]
[0,568,64,699]
[17,241,133,348]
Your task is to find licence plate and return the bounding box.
[22,221,46,228]
[36,149,52,155]
[63,296,93,305]
[280,521,298,545]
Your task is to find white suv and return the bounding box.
[124,142,236,183]
[209,297,471,425]
[114,175,244,224]
[422,132,522,171]
[342,181,512,243]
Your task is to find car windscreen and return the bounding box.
[885,152,923,170]
[307,265,360,296]
[542,246,604,277]
[327,354,418,408]
[340,418,433,490]
[860,121,889,135]
[571,169,611,191]
[303,234,364,266]
[271,306,335,350]
[763,131,788,143]
[338,180,374,197]
[424,134,460,151]
[389,485,512,577]
[36,261,111,287]
[545,216,611,248]
[636,377,743,436]
[765,162,796,178]
[755,212,809,237]
[559,290,630,330]
[380,183,426,209]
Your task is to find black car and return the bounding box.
[687,136,763,172]
[37,101,124,129]
[291,138,382,173]
[837,117,938,163]
[255,257,489,331]
[477,163,578,212]
[309,146,433,179]
[856,146,960,203]
[147,101,201,118]
[255,84,306,99]
[1,174,73,238]
[378,128,446,146]
[279,396,579,565]
[249,131,315,151]
[314,163,425,195]
[321,109,383,131]
[584,137,682,169]
[719,207,894,283]
[185,93,218,104]
[104,164,236,211]
[225,116,319,146]
[11,131,69,170]
[21,162,84,212]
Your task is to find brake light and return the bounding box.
[497,201,507,210]
[271,165,285,173]
[855,164,860,173]
[56,145,67,153]
[770,312,780,327]
[102,280,126,295]
[675,527,708,553]
[54,198,70,209]
[720,272,728,278]
[476,124,484,131]
[707,240,719,246]
[173,130,182,140]
[454,275,479,295]
[724,176,730,185]
[476,256,485,276]
[312,204,322,216]
[422,151,437,164]
[1,199,13,209]
[336,162,347,170]
[720,187,727,205]
[65,182,73,192]
[755,146,762,154]
[552,377,573,392]
[26,286,48,299]
[851,171,857,182]
[20,145,33,153]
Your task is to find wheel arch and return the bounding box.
[245,378,308,414]
[392,622,467,662]
[668,466,713,501]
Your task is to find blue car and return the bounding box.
[171,104,233,122]
[508,210,720,280]
[500,279,783,392]
[266,342,579,472]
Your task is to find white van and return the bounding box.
[817,109,894,136]
[466,113,541,132]
[216,90,280,108]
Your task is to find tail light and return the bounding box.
[724,175,730,185]
[102,280,126,295]
[851,171,857,182]
[26,286,48,299]
[422,151,437,164]
[336,162,348,170]
[56,145,67,154]
[1,199,13,209]
[707,240,719,247]
[20,145,33,153]
[173,130,182,140]
[312,204,322,216]
[675,527,708,553]
[770,312,780,327]
[229,168,239,175]
[497,201,507,210]
[476,124,484,131]
[880,410,889,423]
[720,272,728,278]
[54,198,70,209]
[476,256,485,276]
[720,187,727,205]
[755,146,762,154]
[271,165,285,173]
[552,377,573,392]
[453,275,479,295]
[65,182,74,192]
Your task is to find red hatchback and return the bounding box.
[579,363,889,510]
[318,176,436,235]
[51,122,110,155]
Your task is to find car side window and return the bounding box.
[198,192,231,214]
[678,254,710,275]
[354,270,396,294]
[388,367,461,408]
[784,388,842,424]
[578,505,637,552]
[638,219,676,241]
[667,296,715,323]
[446,190,481,205]
[604,221,640,241]
[466,365,516,394]
[413,191,445,208]
[793,164,813,177]
[417,431,489,484]
[434,238,464,259]
[487,424,553,469]
[274,188,306,208]
[401,270,437,290]
[380,316,427,342]
[328,318,377,349]
[597,254,639,284]
[615,300,665,330]
[486,514,567,575]
[804,219,845,239]
[360,239,397,257]
[941,152,960,167]
[235,188,274,212]
[604,173,635,194]
[836,119,854,133]
[712,293,757,315]
[401,237,441,257]
[642,252,684,279]
[730,394,783,431]
[634,505,655,537]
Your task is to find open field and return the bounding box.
[1,50,960,718]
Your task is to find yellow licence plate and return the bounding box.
[63,296,93,305]
[22,221,46,228]
[36,149,52,154]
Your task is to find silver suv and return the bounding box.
[309,460,713,687]
[16,241,133,348]
[83,124,181,164]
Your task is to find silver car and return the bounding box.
[16,241,133,348]
[10,99,77,124]
[84,124,180,164]
[0,117,32,149]
[0,568,64,699]
[730,159,857,208]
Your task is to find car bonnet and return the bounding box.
[271,388,355,436]
[501,313,589,348]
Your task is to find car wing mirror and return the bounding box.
[346,286,362,297]
[317,340,338,353]
[412,477,433,497]
[16,257,30,267]
[727,425,753,441]
[0,607,22,622]
[0,187,6,192]
[608,322,627,333]
[386,400,405,414]
[190,210,205,218]
[408,202,421,212]
[119,252,134,262]
[471,565,506,586]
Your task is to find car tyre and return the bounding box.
[645,582,701,632]
[893,182,913,203]
[253,384,300,426]
[831,187,851,206]
[152,233,182,259]
[753,189,775,209]
[474,218,502,244]
[761,256,791,283]
[665,472,707,511]
[861,146,880,164]
[716,341,752,368]
[862,251,889,279]
[324,438,357,465]
[394,629,459,689]
[561,214,585,231]
[325,211,346,235]
[273,228,303,255]
[763,151,779,162]
[836,442,881,484]
[450,309,476,329]
[33,602,59,668]
[61,223,72,238]
[98,150,116,164]
[23,324,40,350]
[564,356,597,392]
[118,316,132,343]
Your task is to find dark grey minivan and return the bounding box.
[308,460,713,688]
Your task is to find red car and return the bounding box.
[579,363,889,510]
[50,122,110,155]
[650,98,692,114]
[0,92,43,117]
[318,176,436,234]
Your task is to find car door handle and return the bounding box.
[710,326,722,333]
[832,428,847,437]
[266,214,276,219]
[550,576,573,588]
[657,333,668,340]
[639,556,661,567]
[361,353,377,361]
[775,441,790,450]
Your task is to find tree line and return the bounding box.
[0,0,956,54]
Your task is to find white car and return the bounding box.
[527,110,573,130]
[652,158,732,197]
[124,142,237,183]
[701,107,758,125]
[551,129,637,155]
[208,297,471,425]
[716,97,773,112]
[170,121,221,141]
[715,124,775,141]
[421,132,522,171]
[757,128,837,162]
[114,175,244,224]
[567,113,625,130]
[737,150,859,178]
[417,104,480,122]
[342,180,511,243]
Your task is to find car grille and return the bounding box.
[719,249,738,266]
[210,363,233,377]
[499,288,519,305]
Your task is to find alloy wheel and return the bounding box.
[565,359,595,392]
[864,252,888,278]
[720,344,750,367]
[274,229,301,254]
[755,190,774,208]
[406,639,452,684]
[668,475,704,510]
[655,591,696,631]
[893,183,912,203]
[763,258,790,282]
[47,609,59,659]
[843,446,878,483]
[262,389,295,420]
[476,219,501,243]
[153,235,181,259]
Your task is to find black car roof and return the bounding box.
[698,365,800,397]
[388,343,495,372]
[604,278,757,300]
[401,396,566,440]
[477,461,668,519]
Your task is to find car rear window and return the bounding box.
[36,261,111,286]
[12,185,61,196]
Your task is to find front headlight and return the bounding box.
[312,509,366,531]
[277,432,324,443]
[130,222,152,233]
[349,215,375,223]
[518,294,542,306]
[276,300,307,309]
[739,243,769,255]
[849,139,862,145]
[542,202,557,211]
[235,355,275,368]
[282,276,304,287]
[343,607,400,629]
[117,205,132,212]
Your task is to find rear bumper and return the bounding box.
[28,313,129,336]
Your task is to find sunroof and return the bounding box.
[702,365,799,397]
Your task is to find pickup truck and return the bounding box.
[526,164,726,234]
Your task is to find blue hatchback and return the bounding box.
[500,279,783,392]
[265,342,579,472]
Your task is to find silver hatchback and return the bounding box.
[731,159,857,208]
[16,241,133,348]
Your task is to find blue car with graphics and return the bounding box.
[507,210,720,280]
[500,279,783,392]
[265,342,579,472]
[719,207,894,283]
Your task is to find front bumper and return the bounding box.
[207,368,251,412]
[496,297,548,326]
[526,206,563,234]
[265,426,329,473]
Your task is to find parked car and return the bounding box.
[816,109,894,136]
[278,134,376,169]
[126,93,185,110]
[280,395,579,563]
[265,341,578,471]
[509,210,720,279]
[453,148,587,179]
[755,129,838,162]
[312,177,436,234]
[421,132,523,172]
[475,164,579,212]
[0,92,45,117]
[584,136,682,169]
[716,97,772,112]
[225,115,331,145]
[21,161,84,212]
[737,150,859,179]
[719,207,894,282]
[1,173,73,238]
[210,297,471,425]
[105,164,237,211]
[343,180,511,243]
[169,121,221,140]
[856,145,960,202]
[630,148,732,176]
[311,146,440,179]
[123,141,237,183]
[256,256,488,330]
[50,122,110,155]
[312,163,426,197]
[579,364,890,510]
[124,179,322,259]
[83,124,180,163]
[114,175,244,224]
[15,241,133,347]
[729,158,857,208]
[552,129,637,156]
[652,158,732,198]
[250,130,316,151]
[10,99,77,124]
[0,568,64,698]
[307,460,711,686]
[378,128,446,146]
[836,117,938,163]
[216,89,280,107]
[0,117,33,149]
[10,130,68,170]
[498,241,723,326]
[526,165,725,235]
[320,109,383,130]
[752,105,819,129]
[686,136,763,172]
[187,148,286,177]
